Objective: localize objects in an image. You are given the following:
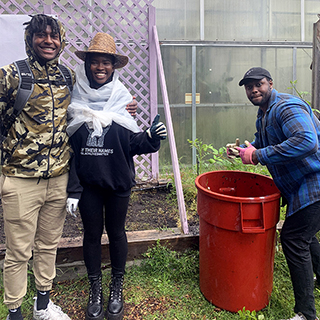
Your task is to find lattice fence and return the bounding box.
[0,0,156,180]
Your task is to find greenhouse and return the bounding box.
[0,1,320,320]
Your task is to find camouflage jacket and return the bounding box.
[0,20,75,178]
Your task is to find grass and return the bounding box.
[1,241,320,319]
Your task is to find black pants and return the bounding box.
[281,201,320,320]
[79,184,130,278]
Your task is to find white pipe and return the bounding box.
[200,0,204,40]
[301,0,305,41]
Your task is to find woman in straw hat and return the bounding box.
[66,33,167,320]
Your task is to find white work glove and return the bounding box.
[146,114,167,140]
[226,138,240,159]
[66,198,79,218]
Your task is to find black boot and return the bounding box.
[86,274,104,320]
[106,274,124,320]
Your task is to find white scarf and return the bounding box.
[67,63,140,137]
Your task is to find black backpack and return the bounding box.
[0,59,73,145]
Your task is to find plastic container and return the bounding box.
[195,170,281,312]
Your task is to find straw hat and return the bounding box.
[75,32,128,69]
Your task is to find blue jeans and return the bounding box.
[281,201,320,320]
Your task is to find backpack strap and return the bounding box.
[0,59,34,163]
[0,60,72,145]
[12,59,34,119]
[58,64,73,94]
[0,59,34,141]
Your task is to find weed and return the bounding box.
[187,138,232,175]
[280,205,287,220]
[187,138,270,177]
[288,80,311,106]
[163,141,271,219]
[238,307,265,319]
[288,80,320,117]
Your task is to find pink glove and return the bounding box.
[235,141,257,165]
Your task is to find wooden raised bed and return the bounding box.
[0,227,199,280]
[0,222,284,281]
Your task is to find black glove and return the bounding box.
[147,114,167,140]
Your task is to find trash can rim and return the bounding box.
[195,170,281,203]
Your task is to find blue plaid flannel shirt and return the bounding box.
[253,89,320,217]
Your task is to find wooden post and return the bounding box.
[312,15,320,112]
[152,25,189,235]
[149,6,159,180]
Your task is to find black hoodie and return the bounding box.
[67,121,160,199]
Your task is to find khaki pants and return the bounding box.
[1,174,68,309]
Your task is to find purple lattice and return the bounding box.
[0,0,156,180]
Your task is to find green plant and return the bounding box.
[187,138,270,177]
[280,205,287,220]
[288,80,311,105]
[287,80,320,117]
[187,138,233,175]
[187,138,213,175]
[238,307,265,319]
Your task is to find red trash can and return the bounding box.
[195,170,281,312]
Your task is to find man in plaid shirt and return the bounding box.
[228,67,320,320]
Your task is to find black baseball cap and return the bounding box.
[239,67,272,86]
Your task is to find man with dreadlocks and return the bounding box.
[0,13,138,320]
[0,14,73,320]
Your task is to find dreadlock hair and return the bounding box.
[23,14,60,43]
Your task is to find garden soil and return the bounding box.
[0,182,199,244]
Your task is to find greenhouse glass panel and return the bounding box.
[196,47,265,104]
[157,46,193,166]
[194,47,296,104]
[158,46,192,105]
[204,0,270,41]
[204,0,302,41]
[158,106,193,167]
[153,0,200,40]
[294,48,313,102]
[270,0,301,41]
[260,49,292,93]
[158,45,310,167]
